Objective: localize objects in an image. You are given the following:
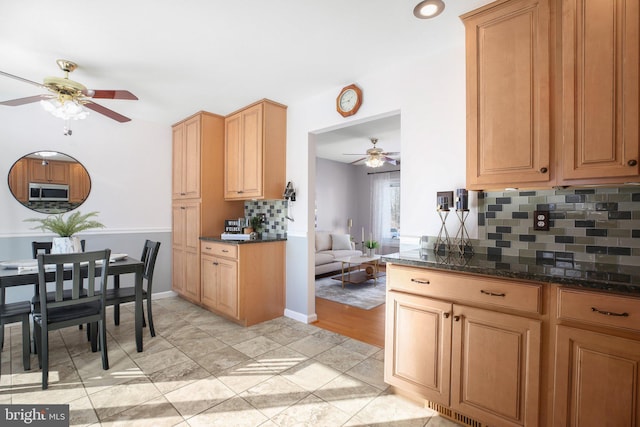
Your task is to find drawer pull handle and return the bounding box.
[480,289,506,297]
[410,278,430,285]
[454,315,461,322]
[222,249,229,253]
[212,262,219,266]
[591,307,629,317]
[205,246,212,250]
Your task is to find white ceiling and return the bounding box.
[0,0,492,156]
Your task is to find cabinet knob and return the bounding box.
[443,312,450,319]
[539,167,548,173]
[180,206,186,210]
[628,159,638,166]
[453,315,461,322]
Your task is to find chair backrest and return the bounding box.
[140,240,161,291]
[36,250,111,324]
[32,240,86,259]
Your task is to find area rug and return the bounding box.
[314,274,386,310]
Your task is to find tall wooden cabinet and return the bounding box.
[462,0,552,190]
[171,112,244,303]
[224,99,287,200]
[8,158,29,202]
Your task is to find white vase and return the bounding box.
[51,236,82,254]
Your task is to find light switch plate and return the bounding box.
[533,210,550,231]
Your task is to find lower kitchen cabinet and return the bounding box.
[172,202,201,303]
[553,288,640,426]
[385,264,542,426]
[201,254,238,318]
[200,240,284,326]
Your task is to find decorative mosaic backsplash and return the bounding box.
[472,187,640,266]
[244,200,289,238]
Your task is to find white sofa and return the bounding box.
[315,231,362,276]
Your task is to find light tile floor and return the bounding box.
[1,296,462,426]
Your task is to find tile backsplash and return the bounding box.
[471,187,640,266]
[244,200,289,238]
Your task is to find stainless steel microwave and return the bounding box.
[29,183,69,202]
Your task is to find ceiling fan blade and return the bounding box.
[383,156,400,165]
[343,153,367,156]
[85,89,138,100]
[350,157,366,165]
[83,101,131,122]
[0,94,51,106]
[0,70,48,89]
[382,152,400,156]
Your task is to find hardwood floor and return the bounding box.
[313,297,385,348]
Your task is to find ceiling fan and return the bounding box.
[344,138,400,168]
[0,59,137,123]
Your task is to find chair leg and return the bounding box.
[34,322,42,369]
[146,298,155,337]
[0,321,4,351]
[21,314,30,371]
[90,323,98,352]
[41,325,49,390]
[114,304,120,326]
[100,319,109,370]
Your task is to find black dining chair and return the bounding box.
[31,240,88,338]
[33,249,111,389]
[0,300,32,375]
[105,240,160,337]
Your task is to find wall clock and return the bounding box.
[336,84,363,117]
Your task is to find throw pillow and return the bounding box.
[331,234,352,251]
[316,232,332,252]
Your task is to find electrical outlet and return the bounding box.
[533,210,550,231]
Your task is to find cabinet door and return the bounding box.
[184,250,200,302]
[239,103,263,198]
[224,112,243,198]
[464,0,551,189]
[451,305,541,427]
[48,161,68,184]
[8,158,29,202]
[200,254,217,309]
[385,291,452,406]
[69,162,89,203]
[172,123,185,198]
[183,116,201,198]
[216,257,238,318]
[554,326,640,427]
[172,248,185,295]
[561,0,639,181]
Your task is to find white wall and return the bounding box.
[315,158,360,234]
[285,38,477,321]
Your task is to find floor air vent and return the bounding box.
[425,400,487,427]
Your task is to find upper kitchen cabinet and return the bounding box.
[559,0,639,183]
[462,0,552,190]
[172,115,202,199]
[29,158,69,184]
[224,99,287,200]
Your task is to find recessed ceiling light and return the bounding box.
[413,0,445,19]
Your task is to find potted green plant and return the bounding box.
[25,211,105,253]
[364,239,379,256]
[250,216,265,233]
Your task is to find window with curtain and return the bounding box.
[370,171,400,254]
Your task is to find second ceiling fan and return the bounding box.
[345,138,400,168]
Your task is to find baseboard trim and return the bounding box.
[153,290,178,299]
[284,308,318,324]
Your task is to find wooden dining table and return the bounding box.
[0,256,146,352]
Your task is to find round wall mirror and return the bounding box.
[7,151,91,214]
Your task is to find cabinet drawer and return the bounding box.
[388,264,542,314]
[557,288,640,333]
[200,241,238,259]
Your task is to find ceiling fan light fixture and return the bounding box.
[413,0,445,19]
[40,98,89,120]
[365,155,385,168]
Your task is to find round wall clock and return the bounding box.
[336,84,363,117]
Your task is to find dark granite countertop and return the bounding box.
[200,236,287,244]
[381,250,640,296]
